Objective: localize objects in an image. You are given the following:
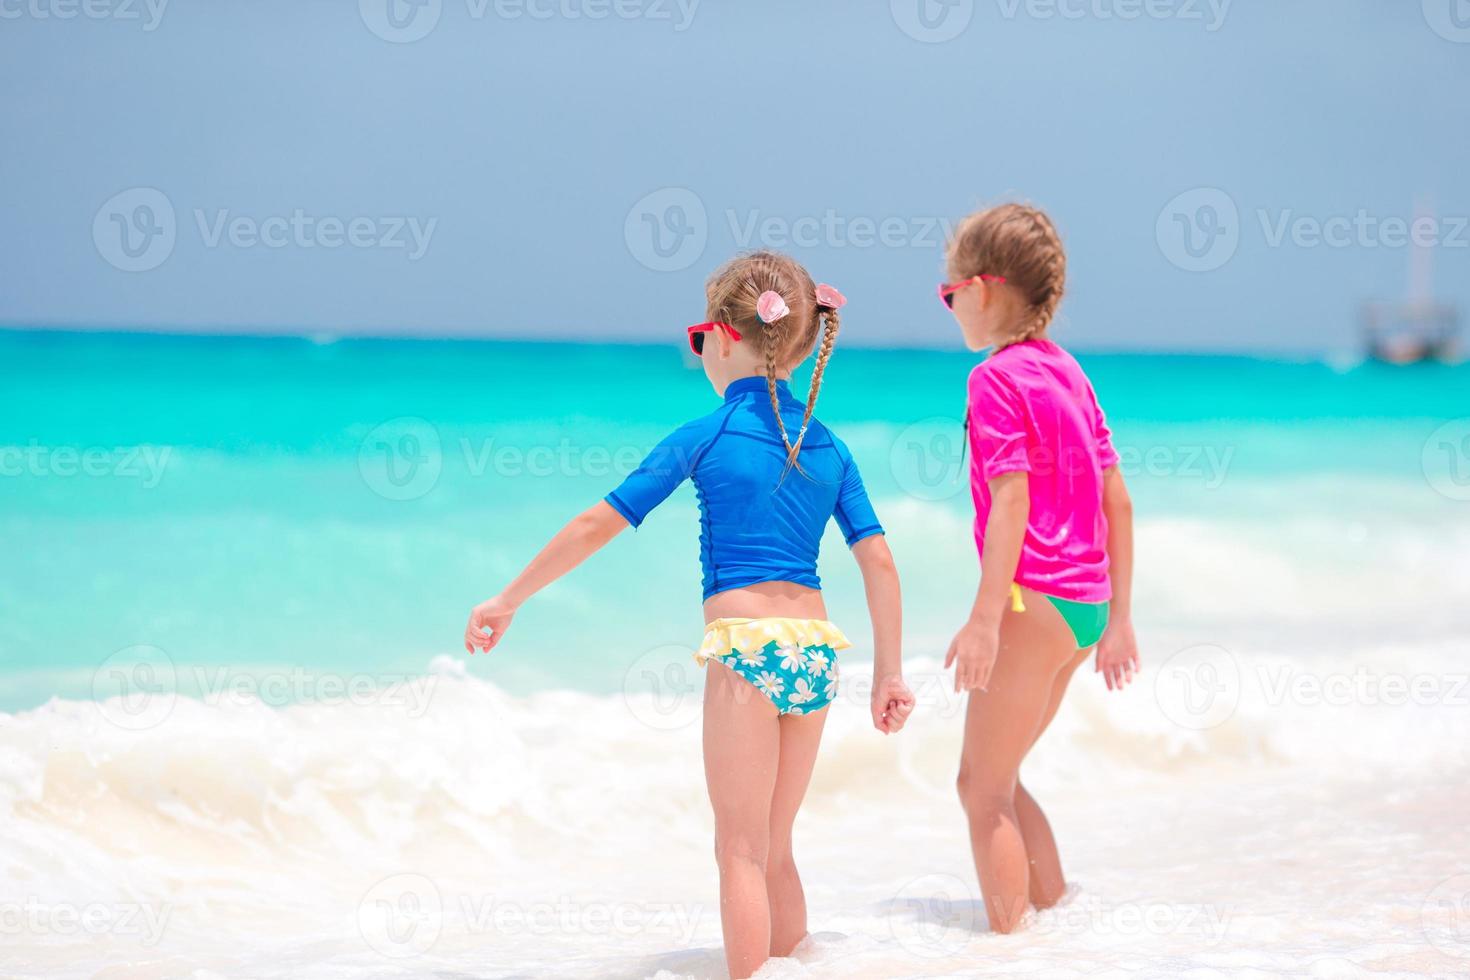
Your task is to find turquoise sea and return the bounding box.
[1,330,1466,712]
[5,328,1470,979]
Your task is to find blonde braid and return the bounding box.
[1022,210,1066,340]
[789,307,839,470]
[761,308,800,465]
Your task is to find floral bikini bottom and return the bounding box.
[695,617,851,716]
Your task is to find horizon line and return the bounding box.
[0,322,1351,362]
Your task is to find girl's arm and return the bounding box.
[946,471,1029,692]
[851,534,913,734]
[464,501,628,653]
[1095,466,1140,689]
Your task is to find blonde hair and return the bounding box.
[704,250,841,474]
[946,203,1067,350]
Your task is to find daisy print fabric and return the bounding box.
[696,617,850,716]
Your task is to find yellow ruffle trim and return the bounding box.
[695,617,852,666]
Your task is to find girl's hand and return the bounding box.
[1094,617,1139,691]
[870,674,916,734]
[464,595,517,654]
[946,619,1000,693]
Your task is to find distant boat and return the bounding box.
[1361,201,1462,365]
[1362,301,1460,365]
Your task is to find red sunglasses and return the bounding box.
[938,274,1007,309]
[686,321,742,356]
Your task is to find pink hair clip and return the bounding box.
[756,291,790,324]
[814,283,846,310]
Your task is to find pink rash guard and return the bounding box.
[966,339,1119,603]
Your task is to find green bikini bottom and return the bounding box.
[1010,584,1110,650]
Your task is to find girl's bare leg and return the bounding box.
[704,662,781,980]
[1016,646,1091,909]
[765,707,828,956]
[955,591,1076,933]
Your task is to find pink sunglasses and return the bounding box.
[938,274,1007,309]
[686,321,742,356]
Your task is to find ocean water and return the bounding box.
[2,330,1469,978]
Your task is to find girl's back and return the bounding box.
[967,337,1118,603]
[607,376,879,601]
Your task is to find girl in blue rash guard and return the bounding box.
[464,251,914,980]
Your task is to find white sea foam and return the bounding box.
[3,633,1468,978]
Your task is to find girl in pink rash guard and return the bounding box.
[937,203,1140,935]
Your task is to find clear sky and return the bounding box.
[2,0,1466,351]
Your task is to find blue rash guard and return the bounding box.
[605,376,884,601]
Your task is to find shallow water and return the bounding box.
[2,331,1468,977]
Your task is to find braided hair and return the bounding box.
[704,250,841,477]
[946,203,1067,351]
